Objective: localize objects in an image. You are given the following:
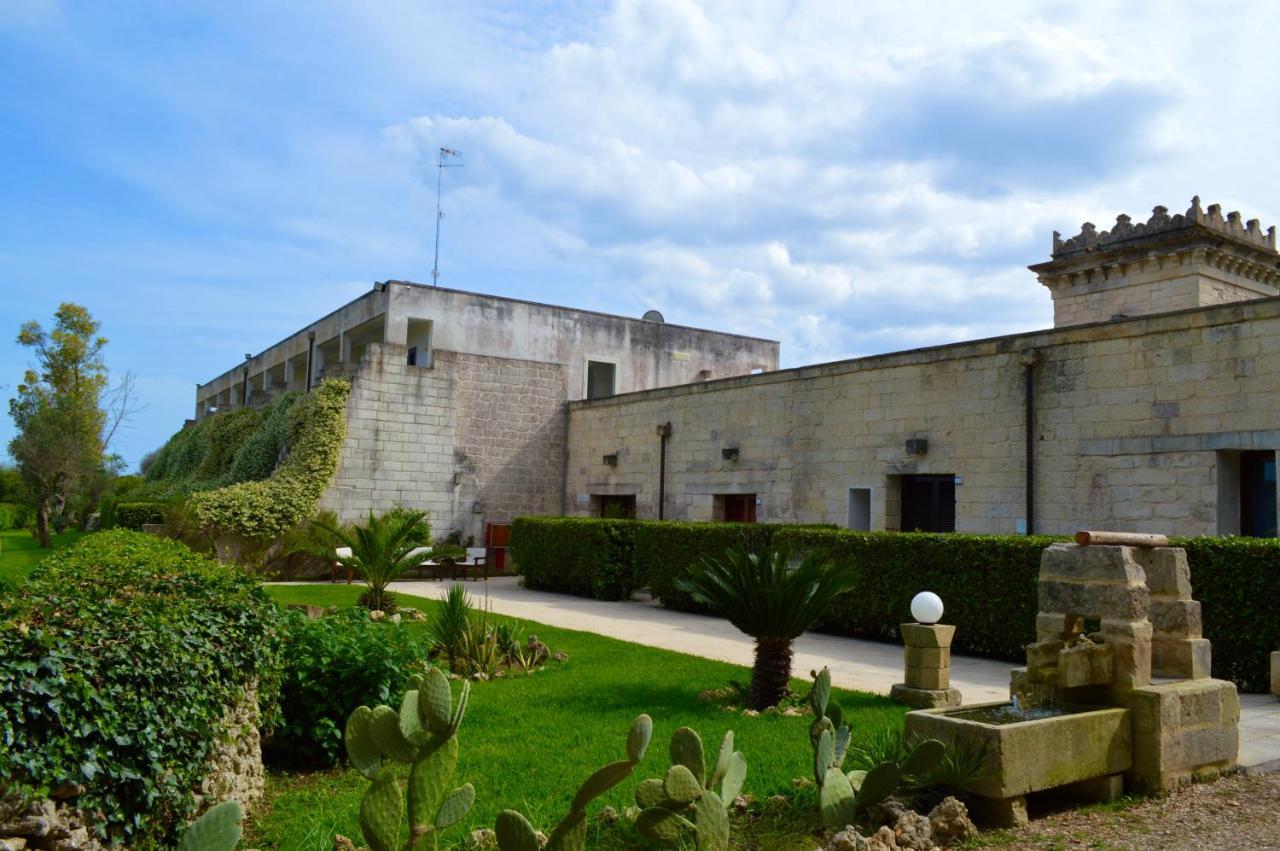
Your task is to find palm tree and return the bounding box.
[677,544,858,709]
[314,509,431,610]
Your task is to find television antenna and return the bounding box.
[432,146,464,286]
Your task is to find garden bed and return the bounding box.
[255,585,908,850]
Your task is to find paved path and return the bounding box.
[321,576,1280,769]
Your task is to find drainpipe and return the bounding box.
[560,402,571,516]
[656,422,672,520]
[1021,350,1041,534]
[305,331,315,392]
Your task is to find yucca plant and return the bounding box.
[430,583,474,663]
[677,545,857,709]
[315,509,431,611]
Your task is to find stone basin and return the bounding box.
[905,700,1132,802]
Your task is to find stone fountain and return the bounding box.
[904,531,1239,826]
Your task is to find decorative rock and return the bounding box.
[0,838,29,851]
[463,828,496,849]
[866,826,901,850]
[332,834,359,851]
[927,797,977,846]
[598,805,618,823]
[889,809,934,850]
[826,826,871,851]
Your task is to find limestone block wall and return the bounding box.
[319,343,565,538]
[567,298,1280,536]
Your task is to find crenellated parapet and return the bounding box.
[1052,196,1278,257]
[1032,196,1280,328]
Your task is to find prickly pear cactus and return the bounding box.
[495,714,653,851]
[818,736,947,830]
[808,667,851,789]
[633,726,745,851]
[345,667,475,851]
[175,800,242,851]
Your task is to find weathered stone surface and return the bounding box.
[0,837,29,851]
[905,702,1132,800]
[927,796,978,846]
[1040,544,1147,585]
[905,666,950,691]
[968,794,1028,829]
[1152,636,1211,680]
[1121,678,1239,793]
[1057,643,1113,688]
[1101,619,1153,688]
[1272,651,1280,697]
[890,683,961,709]
[900,623,955,649]
[889,809,933,850]
[1038,580,1148,621]
[1132,547,1192,599]
[1150,599,1202,638]
[1059,773,1124,804]
[904,645,950,669]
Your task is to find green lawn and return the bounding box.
[0,527,86,585]
[257,585,908,850]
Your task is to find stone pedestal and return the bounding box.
[1135,547,1212,680]
[891,623,961,708]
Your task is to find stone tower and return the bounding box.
[1031,197,1280,328]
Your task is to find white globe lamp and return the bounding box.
[911,591,944,625]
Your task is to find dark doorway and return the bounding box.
[900,475,956,532]
[1240,451,1277,537]
[716,494,757,523]
[597,494,637,519]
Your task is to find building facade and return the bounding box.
[194,283,779,539]
[194,197,1280,540]
[566,198,1280,537]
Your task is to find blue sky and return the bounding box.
[3,1,1278,470]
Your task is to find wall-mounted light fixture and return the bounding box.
[721,447,740,462]
[602,453,619,466]
[905,438,929,456]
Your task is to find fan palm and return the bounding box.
[677,544,858,709]
[314,509,431,610]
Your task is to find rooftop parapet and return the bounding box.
[1052,196,1278,258]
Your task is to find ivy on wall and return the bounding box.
[189,379,350,540]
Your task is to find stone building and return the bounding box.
[567,198,1280,537]
[194,283,778,540]
[194,197,1280,540]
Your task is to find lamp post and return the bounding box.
[890,591,962,709]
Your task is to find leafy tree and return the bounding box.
[315,508,432,610]
[677,545,858,709]
[7,304,132,545]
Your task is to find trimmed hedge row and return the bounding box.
[776,528,1057,660]
[112,500,166,530]
[510,518,1280,692]
[0,531,284,846]
[510,518,832,603]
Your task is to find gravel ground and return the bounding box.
[966,771,1280,850]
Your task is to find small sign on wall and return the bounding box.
[1015,518,1027,535]
[954,475,964,486]
[576,494,590,504]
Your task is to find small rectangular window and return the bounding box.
[848,488,871,531]
[587,360,617,400]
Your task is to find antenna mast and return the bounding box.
[432,146,464,286]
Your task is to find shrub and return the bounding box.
[510,517,639,600]
[1173,535,1280,692]
[190,379,350,540]
[266,608,430,768]
[112,500,167,530]
[777,528,1057,660]
[0,502,30,531]
[510,517,833,604]
[0,531,283,847]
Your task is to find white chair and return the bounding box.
[331,546,354,584]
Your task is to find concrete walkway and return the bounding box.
[350,577,1279,769]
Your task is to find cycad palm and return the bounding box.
[315,509,430,610]
[677,545,857,709]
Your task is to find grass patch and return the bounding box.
[0,528,86,585]
[256,584,907,850]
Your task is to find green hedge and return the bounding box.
[0,502,29,531]
[0,531,283,847]
[1172,536,1280,693]
[776,528,1058,660]
[511,519,1280,692]
[112,500,167,530]
[510,518,832,603]
[510,517,639,600]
